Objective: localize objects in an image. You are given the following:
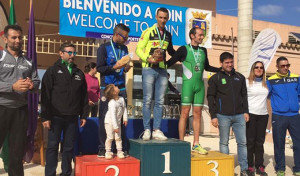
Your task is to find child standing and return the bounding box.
[104,84,128,159]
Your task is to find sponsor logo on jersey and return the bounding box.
[74,75,81,81]
[221,78,226,84]
[3,64,15,68]
[18,65,28,70]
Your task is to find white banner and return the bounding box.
[249,28,281,71]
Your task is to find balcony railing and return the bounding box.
[22,36,100,58]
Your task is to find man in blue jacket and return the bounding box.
[96,23,131,157]
[267,57,300,176]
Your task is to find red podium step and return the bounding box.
[75,155,140,176]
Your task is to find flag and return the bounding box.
[8,0,16,25]
[24,1,39,163]
[249,28,281,72]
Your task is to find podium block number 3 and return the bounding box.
[105,165,120,176]
[162,151,172,174]
[207,160,219,176]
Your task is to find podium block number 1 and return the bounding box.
[105,165,120,176]
[162,151,172,174]
[207,160,219,176]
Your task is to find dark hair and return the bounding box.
[113,23,130,34]
[104,84,116,101]
[157,7,169,16]
[84,62,97,73]
[276,56,288,65]
[4,25,23,37]
[189,26,202,40]
[59,42,75,52]
[220,52,233,63]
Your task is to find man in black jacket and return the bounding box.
[207,52,250,176]
[41,42,88,176]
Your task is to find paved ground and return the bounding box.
[0,133,295,176]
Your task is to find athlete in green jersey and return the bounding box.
[167,27,219,154]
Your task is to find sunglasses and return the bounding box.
[63,51,77,56]
[254,66,264,70]
[118,33,128,41]
[279,64,290,68]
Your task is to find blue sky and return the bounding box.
[216,0,300,27]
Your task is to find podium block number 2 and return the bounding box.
[162,151,172,174]
[105,165,120,176]
[207,160,219,176]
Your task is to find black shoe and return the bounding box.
[124,151,129,158]
[248,167,255,176]
[97,149,105,158]
[256,166,268,176]
[240,170,250,176]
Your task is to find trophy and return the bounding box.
[172,104,180,119]
[115,53,133,72]
[127,105,133,118]
[134,106,143,119]
[152,48,164,62]
[163,105,168,119]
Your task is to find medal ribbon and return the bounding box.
[111,40,121,61]
[190,44,201,64]
[156,26,166,48]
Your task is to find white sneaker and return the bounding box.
[142,129,151,141]
[152,130,167,140]
[117,151,125,159]
[105,152,113,159]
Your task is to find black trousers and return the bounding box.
[88,102,98,117]
[45,116,77,176]
[0,105,28,176]
[246,113,269,168]
[98,89,128,152]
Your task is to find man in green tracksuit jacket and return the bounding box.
[167,27,219,154]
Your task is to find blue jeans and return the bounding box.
[142,67,168,130]
[272,114,300,172]
[217,113,248,171]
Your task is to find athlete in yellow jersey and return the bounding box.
[136,7,175,141]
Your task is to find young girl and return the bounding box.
[104,84,128,159]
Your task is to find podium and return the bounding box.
[129,138,190,176]
[75,118,179,155]
[191,151,234,176]
[75,155,140,176]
